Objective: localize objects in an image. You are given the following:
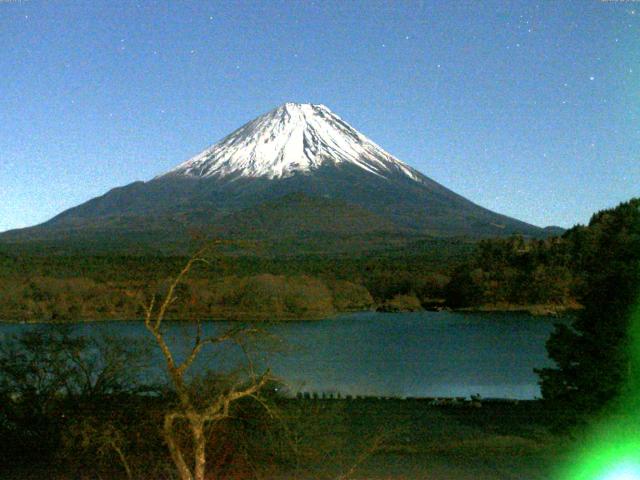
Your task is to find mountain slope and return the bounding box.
[1,103,546,249]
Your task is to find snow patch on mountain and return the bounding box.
[162,103,421,182]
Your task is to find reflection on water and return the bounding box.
[0,311,560,399]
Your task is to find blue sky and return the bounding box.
[1,0,638,232]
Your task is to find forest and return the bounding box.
[0,238,466,321]
[1,200,638,322]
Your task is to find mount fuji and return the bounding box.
[1,103,547,250]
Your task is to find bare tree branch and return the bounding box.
[140,242,270,480]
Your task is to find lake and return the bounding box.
[0,311,560,400]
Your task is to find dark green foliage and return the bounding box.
[444,229,579,309]
[328,279,374,311]
[376,294,423,312]
[536,198,640,423]
[0,239,470,321]
[445,266,485,307]
[215,274,336,319]
[0,327,156,475]
[0,328,380,479]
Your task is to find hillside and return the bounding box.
[0,103,547,253]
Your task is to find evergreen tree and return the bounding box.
[537,198,640,422]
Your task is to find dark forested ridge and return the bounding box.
[444,235,579,314]
[0,161,547,244]
[1,199,637,322]
[444,199,640,314]
[0,237,471,321]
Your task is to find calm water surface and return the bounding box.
[0,311,560,399]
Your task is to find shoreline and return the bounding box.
[0,303,580,324]
[454,302,582,317]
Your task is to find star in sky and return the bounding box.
[1,0,638,232]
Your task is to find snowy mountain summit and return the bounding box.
[164,103,420,181]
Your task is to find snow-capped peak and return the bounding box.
[162,103,421,181]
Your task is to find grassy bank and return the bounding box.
[2,397,573,480]
[278,397,574,480]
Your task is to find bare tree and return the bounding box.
[142,246,271,480]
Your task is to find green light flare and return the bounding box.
[599,461,640,480]
[559,300,640,480]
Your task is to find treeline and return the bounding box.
[0,237,471,284]
[444,236,578,312]
[5,197,638,321]
[445,198,640,314]
[0,270,450,322]
[0,274,375,322]
[0,242,468,321]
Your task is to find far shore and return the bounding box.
[0,302,580,324]
[455,302,582,317]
